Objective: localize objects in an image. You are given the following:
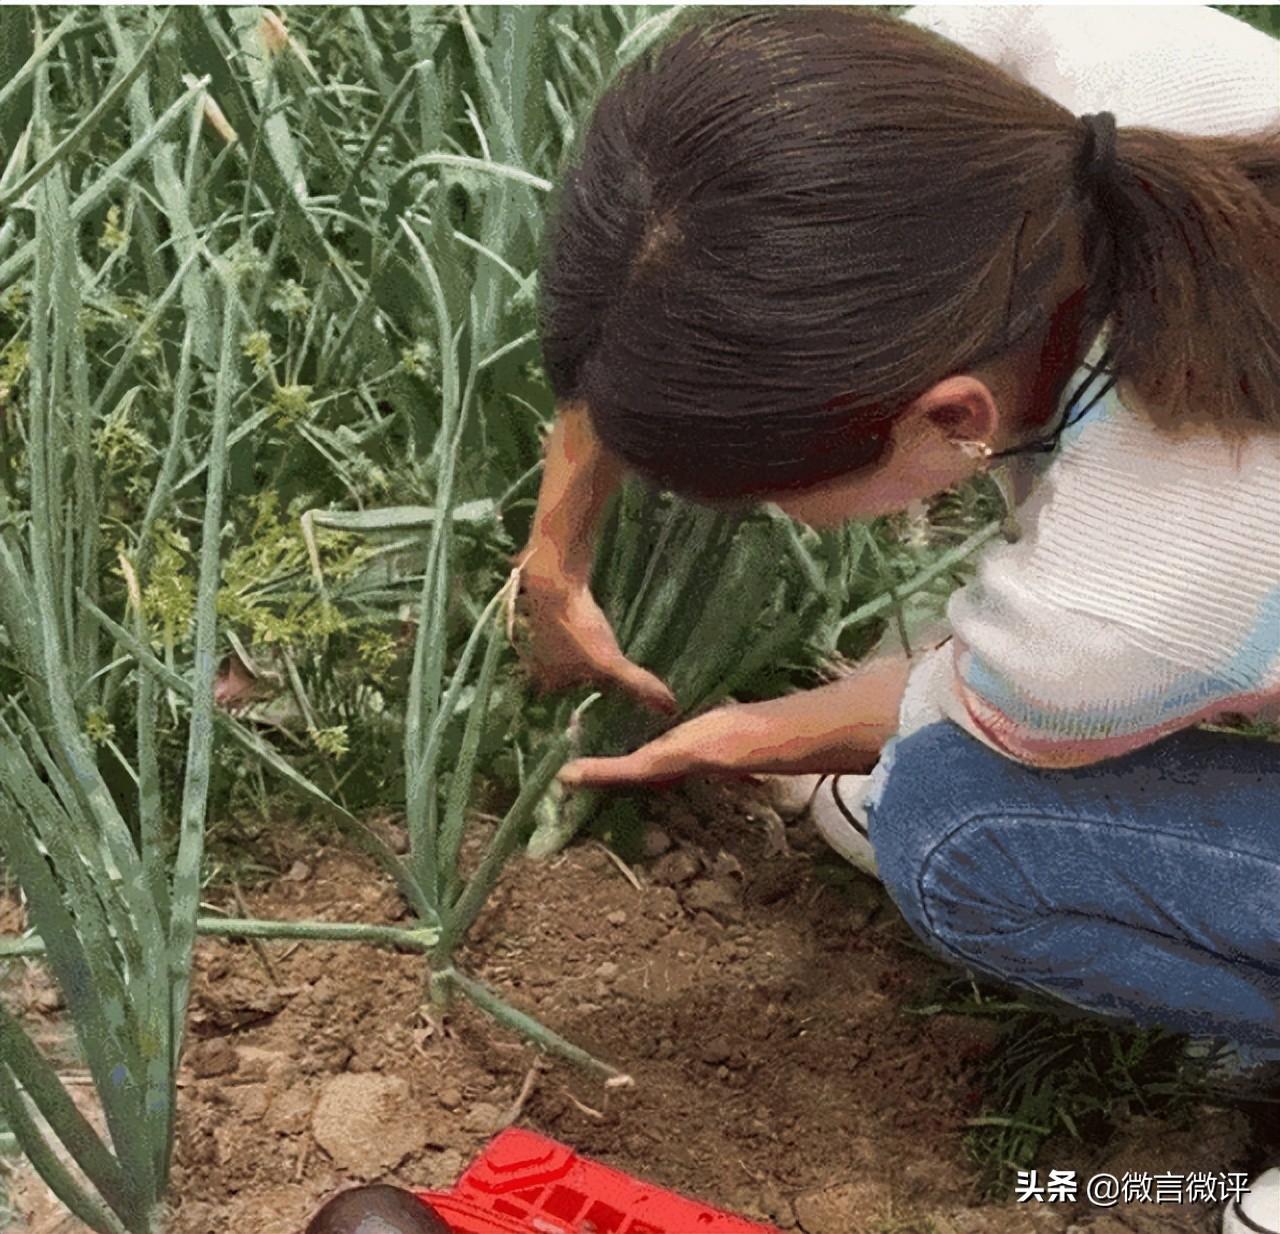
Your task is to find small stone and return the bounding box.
[606,910,628,927]
[437,1086,462,1111]
[595,961,619,981]
[463,1101,504,1133]
[651,849,702,887]
[282,860,311,883]
[640,824,672,859]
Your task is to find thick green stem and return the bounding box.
[836,520,1001,635]
[439,707,588,956]
[437,966,626,1081]
[427,954,453,1009]
[0,917,439,960]
[197,918,439,950]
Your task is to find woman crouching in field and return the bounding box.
[514,8,1280,1230]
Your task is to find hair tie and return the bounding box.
[1079,111,1118,191]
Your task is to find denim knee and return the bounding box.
[869,724,1129,979]
[866,722,1000,959]
[866,722,1280,1041]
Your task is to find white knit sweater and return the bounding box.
[887,5,1280,768]
[903,5,1279,138]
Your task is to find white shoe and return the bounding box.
[1223,1167,1280,1233]
[807,773,879,878]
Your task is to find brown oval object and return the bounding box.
[304,1185,452,1234]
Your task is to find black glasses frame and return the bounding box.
[988,349,1117,461]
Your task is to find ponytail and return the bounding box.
[1088,119,1280,432]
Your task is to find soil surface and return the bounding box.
[3,778,1272,1234]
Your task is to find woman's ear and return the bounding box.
[908,375,1001,446]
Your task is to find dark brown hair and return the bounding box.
[538,6,1280,501]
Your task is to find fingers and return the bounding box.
[576,627,679,715]
[601,657,680,716]
[513,588,679,714]
[523,651,679,718]
[558,754,687,789]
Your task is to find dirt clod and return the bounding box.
[639,824,673,858]
[366,815,412,856]
[34,986,64,1013]
[416,1148,465,1189]
[462,1101,504,1133]
[8,781,1265,1234]
[266,1084,316,1136]
[311,1073,427,1178]
[649,848,702,886]
[793,1180,893,1234]
[189,1037,239,1078]
[235,1044,291,1081]
[192,982,292,1035]
[682,877,743,923]
[699,1037,732,1066]
[755,1184,799,1229]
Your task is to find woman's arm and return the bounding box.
[515,404,678,713]
[559,653,912,786]
[517,401,622,592]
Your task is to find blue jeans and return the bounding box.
[866,722,1280,1049]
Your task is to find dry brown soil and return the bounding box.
[4,778,1270,1234]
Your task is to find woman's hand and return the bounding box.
[513,404,678,716]
[558,653,914,788]
[559,708,749,788]
[515,570,679,716]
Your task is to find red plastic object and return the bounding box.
[413,1127,784,1234]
